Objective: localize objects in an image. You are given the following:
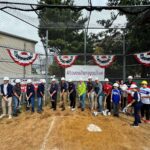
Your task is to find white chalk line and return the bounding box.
[40,117,56,150]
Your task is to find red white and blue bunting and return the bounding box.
[134,51,150,66]
[7,49,38,67]
[92,55,115,68]
[54,55,78,68]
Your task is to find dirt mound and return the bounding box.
[0,107,149,150]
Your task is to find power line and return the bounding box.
[0,1,149,14]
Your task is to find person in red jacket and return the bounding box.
[103,78,112,115]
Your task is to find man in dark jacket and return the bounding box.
[37,79,46,113]
[0,77,13,119]
[13,79,22,116]
[26,79,35,112]
[68,79,76,111]
[49,78,58,111]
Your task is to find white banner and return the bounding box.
[65,65,105,81]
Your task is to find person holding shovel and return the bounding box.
[26,79,35,113]
[49,78,58,111]
[13,79,22,116]
[0,77,13,119]
[103,78,112,116]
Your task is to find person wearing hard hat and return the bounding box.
[126,76,134,88]
[68,79,76,111]
[77,78,86,111]
[0,77,13,119]
[49,78,58,111]
[12,79,22,116]
[124,84,143,127]
[125,76,136,105]
[111,83,121,117]
[87,76,95,110]
[103,78,112,115]
[37,79,46,113]
[94,78,104,113]
[140,80,150,123]
[119,80,128,110]
[59,77,68,111]
[26,79,35,112]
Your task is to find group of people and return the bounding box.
[0,75,150,127]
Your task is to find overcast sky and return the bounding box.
[0,0,126,54]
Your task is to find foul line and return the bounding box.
[40,117,56,150]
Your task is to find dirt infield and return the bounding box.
[0,107,149,150]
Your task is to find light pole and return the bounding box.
[123,30,126,82]
[41,30,49,98]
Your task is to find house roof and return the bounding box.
[0,31,38,44]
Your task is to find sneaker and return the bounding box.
[108,112,111,116]
[71,108,75,111]
[131,124,139,127]
[8,115,12,119]
[144,120,150,123]
[81,108,84,111]
[102,110,107,116]
[0,114,6,119]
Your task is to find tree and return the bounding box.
[96,0,150,79]
[38,0,94,77]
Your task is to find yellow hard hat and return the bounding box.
[141,80,148,85]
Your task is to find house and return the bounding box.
[0,31,37,81]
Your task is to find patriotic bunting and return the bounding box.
[92,55,115,68]
[134,51,150,66]
[54,55,78,68]
[7,49,38,67]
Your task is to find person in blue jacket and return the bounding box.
[26,79,35,112]
[37,79,46,113]
[111,83,121,117]
[0,77,13,119]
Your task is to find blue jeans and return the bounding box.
[98,95,103,112]
[37,97,43,112]
[80,93,86,109]
[13,96,18,114]
[134,102,143,125]
[28,97,35,112]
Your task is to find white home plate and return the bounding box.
[87,124,102,132]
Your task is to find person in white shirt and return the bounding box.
[140,80,150,123]
[0,77,13,119]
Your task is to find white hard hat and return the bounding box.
[15,79,21,83]
[121,84,128,91]
[128,76,133,79]
[95,77,99,81]
[61,77,65,81]
[3,77,9,81]
[104,78,109,82]
[130,84,137,89]
[68,79,73,82]
[113,83,119,87]
[88,76,92,79]
[40,79,46,83]
[52,78,56,82]
[27,79,32,84]
[79,78,83,81]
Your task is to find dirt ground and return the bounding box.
[0,107,149,150]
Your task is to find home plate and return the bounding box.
[87,124,102,132]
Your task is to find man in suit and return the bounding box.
[0,77,13,119]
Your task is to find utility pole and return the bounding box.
[45,30,49,97]
[123,30,126,82]
[23,43,26,79]
[84,28,87,65]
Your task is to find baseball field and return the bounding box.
[0,107,149,150]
